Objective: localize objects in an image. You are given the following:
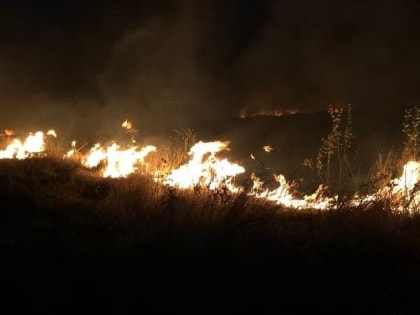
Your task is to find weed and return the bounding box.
[305,104,357,196]
[402,106,420,160]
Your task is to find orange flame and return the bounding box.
[249,173,336,209]
[353,160,420,212]
[5,122,420,212]
[78,142,156,178]
[263,145,273,152]
[0,130,56,159]
[163,141,245,193]
[4,129,15,136]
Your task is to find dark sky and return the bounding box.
[0,0,419,141]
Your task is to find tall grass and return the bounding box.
[1,152,420,313]
[2,110,420,313]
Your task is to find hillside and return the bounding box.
[1,157,420,314]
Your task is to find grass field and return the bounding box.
[1,157,420,314]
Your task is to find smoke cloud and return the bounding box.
[0,0,418,160]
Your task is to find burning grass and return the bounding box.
[1,157,420,313]
[1,156,420,313]
[3,112,420,312]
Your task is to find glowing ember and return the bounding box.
[263,145,273,152]
[4,129,14,136]
[122,120,132,130]
[122,119,137,143]
[163,141,245,193]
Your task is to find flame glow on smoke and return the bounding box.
[2,123,420,212]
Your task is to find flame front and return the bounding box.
[163,141,245,193]
[4,122,420,212]
[390,161,420,194]
[249,173,336,209]
[353,160,420,212]
[0,130,56,159]
[79,143,156,178]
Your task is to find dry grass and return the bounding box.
[1,157,420,313]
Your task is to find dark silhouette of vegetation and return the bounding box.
[3,108,420,313]
[0,157,420,314]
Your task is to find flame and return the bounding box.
[353,160,420,212]
[72,120,156,177]
[249,173,336,209]
[47,129,57,138]
[78,142,156,178]
[66,140,77,158]
[122,119,137,143]
[122,120,132,130]
[263,145,273,152]
[81,143,106,168]
[163,141,245,193]
[0,130,56,159]
[102,144,156,178]
[4,129,15,136]
[390,161,420,194]
[5,122,420,212]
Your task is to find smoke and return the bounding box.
[96,0,420,128]
[235,0,420,117]
[0,0,419,148]
[96,0,272,136]
[97,7,202,134]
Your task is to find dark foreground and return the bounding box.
[1,158,420,314]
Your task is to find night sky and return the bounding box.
[0,0,419,149]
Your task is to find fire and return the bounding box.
[263,145,273,152]
[4,121,420,212]
[249,173,336,209]
[122,119,137,143]
[47,129,57,138]
[0,130,56,159]
[65,121,156,177]
[66,140,77,158]
[163,141,245,193]
[122,120,132,130]
[78,142,156,178]
[389,161,420,194]
[4,129,15,136]
[353,160,420,212]
[103,144,156,178]
[82,143,107,168]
